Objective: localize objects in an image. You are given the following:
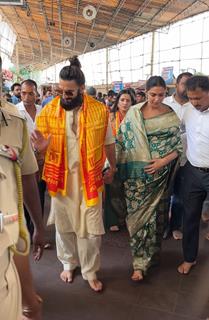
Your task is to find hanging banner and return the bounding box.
[161,66,174,85]
[112,81,123,93]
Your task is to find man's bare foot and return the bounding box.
[131,270,143,281]
[60,270,74,283]
[172,230,183,240]
[88,279,103,292]
[177,261,196,275]
[110,225,119,232]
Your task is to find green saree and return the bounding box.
[116,103,182,274]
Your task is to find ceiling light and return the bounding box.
[83,5,97,21]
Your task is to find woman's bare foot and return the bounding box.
[177,261,196,275]
[110,225,119,232]
[88,279,103,292]
[60,270,74,283]
[131,270,143,281]
[172,230,183,240]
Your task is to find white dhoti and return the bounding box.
[0,250,22,320]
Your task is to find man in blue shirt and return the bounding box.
[41,84,61,108]
[11,83,21,105]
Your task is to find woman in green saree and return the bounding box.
[116,76,182,281]
[104,89,136,232]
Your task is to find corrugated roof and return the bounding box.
[0,0,209,69]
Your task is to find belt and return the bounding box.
[194,166,209,173]
[0,212,18,233]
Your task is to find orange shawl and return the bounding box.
[36,94,109,206]
[110,111,124,137]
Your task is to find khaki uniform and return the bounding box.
[49,108,114,280]
[0,102,38,320]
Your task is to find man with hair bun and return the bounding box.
[32,56,116,292]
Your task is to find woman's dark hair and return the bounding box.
[146,76,166,91]
[126,87,136,98]
[59,55,85,86]
[186,75,209,92]
[111,89,136,113]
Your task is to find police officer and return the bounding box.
[0,100,44,320]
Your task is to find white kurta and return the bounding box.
[49,107,114,238]
[49,107,114,279]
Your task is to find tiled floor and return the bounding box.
[31,221,209,320]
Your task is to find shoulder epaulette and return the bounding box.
[1,100,25,120]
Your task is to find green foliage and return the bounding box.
[9,66,41,84]
[9,66,30,81]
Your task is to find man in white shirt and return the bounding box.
[16,80,42,134]
[164,72,193,240]
[164,72,193,121]
[178,75,209,275]
[16,80,45,239]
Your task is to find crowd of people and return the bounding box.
[1,55,209,319]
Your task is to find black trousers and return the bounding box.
[182,161,209,262]
[25,179,46,239]
[170,166,185,231]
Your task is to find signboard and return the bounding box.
[161,66,174,85]
[112,81,123,93]
[0,0,24,5]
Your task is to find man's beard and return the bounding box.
[60,92,83,111]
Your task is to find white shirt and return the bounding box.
[183,104,209,168]
[16,101,42,134]
[164,94,192,166]
[163,94,192,121]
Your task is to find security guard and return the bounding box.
[0,100,44,320]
